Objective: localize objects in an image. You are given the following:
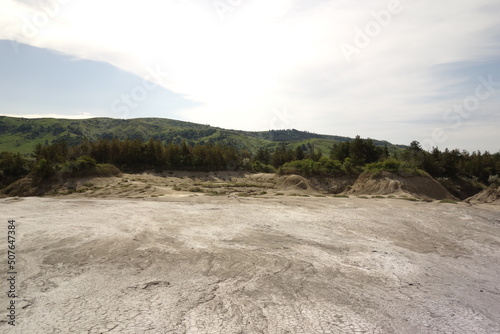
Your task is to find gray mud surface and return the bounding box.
[1,196,499,333]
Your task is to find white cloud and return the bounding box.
[1,112,95,119]
[1,0,499,150]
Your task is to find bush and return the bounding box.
[365,158,401,173]
[94,164,121,177]
[342,157,355,174]
[278,159,313,176]
[59,155,120,177]
[74,155,97,170]
[365,158,426,177]
[252,161,276,173]
[0,152,31,188]
[279,158,344,177]
[439,198,457,204]
[318,157,343,175]
[33,158,54,179]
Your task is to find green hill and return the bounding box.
[0,116,405,155]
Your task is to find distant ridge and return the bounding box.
[0,115,405,155]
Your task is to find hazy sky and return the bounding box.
[1,0,499,152]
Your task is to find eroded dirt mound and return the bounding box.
[1,175,122,197]
[0,176,62,197]
[277,175,320,195]
[347,172,457,200]
[466,185,500,205]
[309,175,358,194]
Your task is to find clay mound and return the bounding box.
[277,175,320,195]
[309,175,359,194]
[246,173,277,182]
[1,175,121,197]
[1,176,38,197]
[347,172,457,200]
[466,185,500,205]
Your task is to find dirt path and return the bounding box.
[1,196,499,333]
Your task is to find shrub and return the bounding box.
[398,197,419,202]
[252,161,276,173]
[318,157,343,175]
[75,155,97,170]
[279,158,344,177]
[33,158,54,179]
[365,158,426,177]
[93,164,121,177]
[439,198,457,204]
[61,158,120,177]
[342,157,355,174]
[279,159,314,176]
[365,158,401,173]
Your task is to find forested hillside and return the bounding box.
[0,116,498,199]
[0,116,401,155]
[1,135,498,199]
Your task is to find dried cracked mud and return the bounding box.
[1,196,500,333]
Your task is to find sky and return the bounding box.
[0,0,499,152]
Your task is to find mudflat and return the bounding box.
[1,195,499,333]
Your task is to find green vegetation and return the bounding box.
[251,160,275,173]
[398,197,419,202]
[279,158,340,177]
[392,141,499,198]
[364,158,427,177]
[0,152,31,188]
[278,136,396,177]
[0,117,498,201]
[330,135,389,165]
[439,198,458,204]
[0,116,401,156]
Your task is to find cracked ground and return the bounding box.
[1,196,499,333]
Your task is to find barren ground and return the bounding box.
[1,175,500,333]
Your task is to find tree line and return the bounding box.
[0,137,498,195]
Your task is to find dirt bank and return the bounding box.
[277,175,321,195]
[3,171,465,202]
[1,196,499,333]
[466,185,500,205]
[347,171,457,200]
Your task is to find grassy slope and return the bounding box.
[0,116,405,155]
